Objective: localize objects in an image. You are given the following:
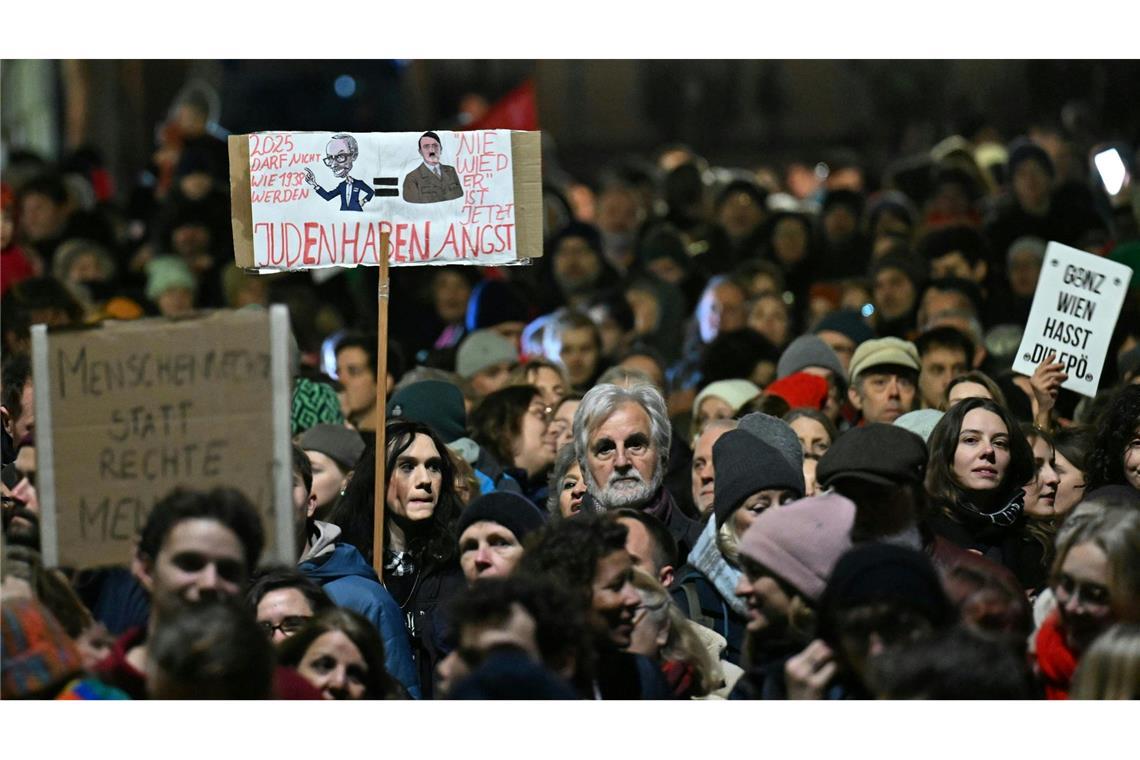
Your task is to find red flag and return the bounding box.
[467,79,539,131]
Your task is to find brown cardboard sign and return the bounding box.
[228,130,542,271]
[31,307,294,569]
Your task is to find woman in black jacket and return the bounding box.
[329,420,464,698]
[924,397,1037,585]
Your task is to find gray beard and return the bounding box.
[588,465,663,510]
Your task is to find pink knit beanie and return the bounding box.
[738,491,856,602]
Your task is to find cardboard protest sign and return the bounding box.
[31,307,295,569]
[228,130,543,271]
[1012,242,1134,398]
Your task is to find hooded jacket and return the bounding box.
[299,521,421,698]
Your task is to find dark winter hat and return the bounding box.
[457,491,548,542]
[548,221,603,257]
[821,188,866,218]
[738,412,805,484]
[387,380,467,443]
[1006,137,1054,179]
[637,226,691,270]
[712,429,805,528]
[298,424,365,471]
[866,190,918,232]
[918,225,988,267]
[466,280,529,331]
[817,543,956,646]
[776,334,846,381]
[816,423,927,488]
[814,308,875,347]
[869,252,928,291]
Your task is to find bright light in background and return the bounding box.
[334,75,357,99]
[861,303,876,318]
[1095,148,1127,195]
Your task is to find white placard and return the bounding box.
[247,130,517,269]
[1012,241,1134,398]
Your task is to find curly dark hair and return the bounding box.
[277,607,404,699]
[924,397,1035,519]
[327,420,461,569]
[447,575,594,692]
[1086,385,1140,491]
[137,487,265,573]
[517,512,628,605]
[468,384,540,470]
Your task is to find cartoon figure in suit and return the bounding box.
[304,133,374,211]
[403,131,463,204]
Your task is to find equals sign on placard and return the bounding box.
[373,177,399,197]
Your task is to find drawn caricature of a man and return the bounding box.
[304,134,374,211]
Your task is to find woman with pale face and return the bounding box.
[924,397,1036,582]
[784,410,838,498]
[278,608,403,700]
[1035,503,1140,699]
[547,443,588,518]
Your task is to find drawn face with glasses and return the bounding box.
[322,137,356,179]
[255,587,317,644]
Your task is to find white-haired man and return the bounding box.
[573,383,701,562]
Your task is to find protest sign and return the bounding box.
[31,307,295,569]
[228,129,543,271]
[1012,241,1134,398]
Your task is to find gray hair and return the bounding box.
[329,133,359,158]
[545,443,593,517]
[596,366,654,388]
[573,382,671,481]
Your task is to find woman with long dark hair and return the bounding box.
[925,397,1036,582]
[327,420,465,698]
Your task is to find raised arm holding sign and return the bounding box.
[229,128,542,579]
[1012,241,1134,400]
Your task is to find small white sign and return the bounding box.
[1012,242,1134,398]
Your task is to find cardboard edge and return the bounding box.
[269,305,295,565]
[229,134,255,269]
[511,130,544,261]
[30,325,60,567]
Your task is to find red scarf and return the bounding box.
[1035,610,1077,700]
[661,659,698,699]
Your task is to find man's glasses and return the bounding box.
[258,615,311,637]
[323,153,353,166]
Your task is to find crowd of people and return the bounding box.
[3,84,1140,701]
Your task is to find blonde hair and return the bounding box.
[1052,502,1140,625]
[1070,624,1140,699]
[630,569,717,697]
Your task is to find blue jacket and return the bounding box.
[315,178,374,211]
[300,542,421,698]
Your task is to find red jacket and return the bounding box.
[96,627,322,700]
[1035,610,1077,700]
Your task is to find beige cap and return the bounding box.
[848,337,920,380]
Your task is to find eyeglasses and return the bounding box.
[258,615,311,637]
[1053,574,1110,608]
[323,152,353,166]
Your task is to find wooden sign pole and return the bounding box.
[373,241,390,581]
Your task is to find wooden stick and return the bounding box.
[373,233,390,580]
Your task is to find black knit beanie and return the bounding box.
[817,543,956,646]
[712,429,805,529]
[456,492,548,542]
